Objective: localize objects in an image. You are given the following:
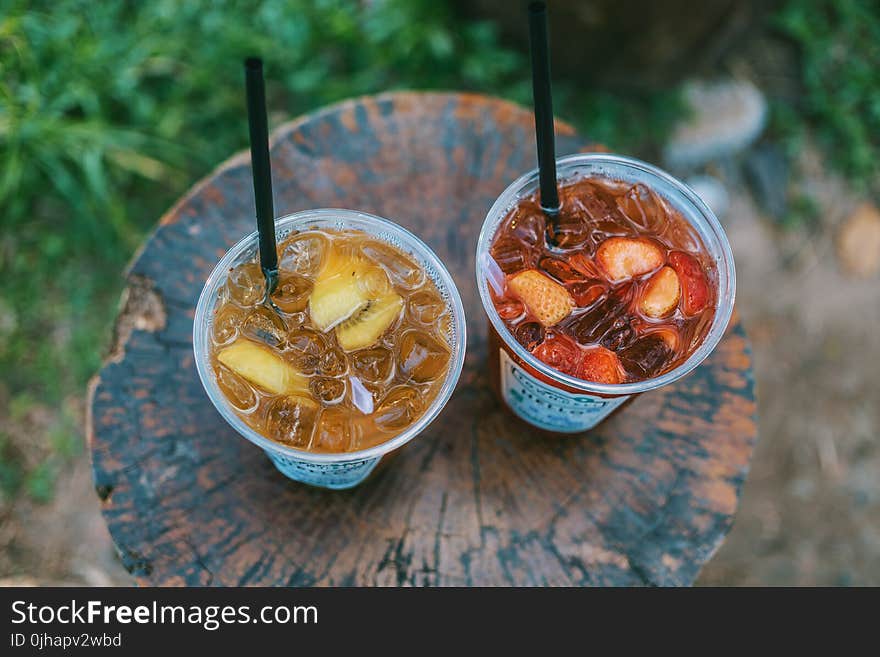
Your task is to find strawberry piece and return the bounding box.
[639,266,681,318]
[596,237,664,282]
[531,330,580,375]
[667,251,710,315]
[576,347,623,384]
[508,269,574,327]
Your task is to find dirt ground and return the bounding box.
[0,455,128,586]
[1,143,878,587]
[699,150,880,585]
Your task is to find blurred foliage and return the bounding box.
[774,0,880,195]
[0,0,682,502]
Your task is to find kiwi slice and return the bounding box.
[217,339,307,395]
[308,250,390,331]
[335,292,403,351]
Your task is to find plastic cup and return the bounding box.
[476,154,736,433]
[194,209,467,489]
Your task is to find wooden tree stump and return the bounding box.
[87,92,757,586]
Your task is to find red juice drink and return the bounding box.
[476,154,735,433]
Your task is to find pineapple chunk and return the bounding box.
[217,339,307,395]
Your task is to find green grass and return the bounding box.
[0,0,685,503]
[773,0,880,197]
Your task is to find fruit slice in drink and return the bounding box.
[217,339,307,395]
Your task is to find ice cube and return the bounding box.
[271,273,312,313]
[226,263,264,307]
[313,408,351,451]
[310,376,346,405]
[649,328,679,351]
[546,212,591,249]
[408,289,448,325]
[279,231,328,278]
[600,321,636,351]
[264,396,318,448]
[355,266,393,298]
[567,281,605,308]
[212,305,245,345]
[314,409,375,452]
[508,207,546,246]
[286,328,328,374]
[216,364,258,412]
[618,334,672,379]
[565,181,618,223]
[491,237,534,275]
[495,297,525,321]
[320,346,347,377]
[350,346,395,385]
[539,257,588,284]
[361,241,425,290]
[374,385,421,432]
[398,330,451,383]
[617,183,666,231]
[564,290,629,345]
[567,253,601,279]
[241,307,287,346]
[514,321,545,351]
[349,376,375,415]
[347,416,377,451]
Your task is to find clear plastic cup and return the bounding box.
[476,154,736,433]
[194,209,467,489]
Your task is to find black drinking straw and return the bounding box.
[244,57,279,294]
[527,1,559,215]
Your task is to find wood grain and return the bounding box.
[87,92,757,586]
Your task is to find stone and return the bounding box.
[663,79,768,169]
[837,203,880,278]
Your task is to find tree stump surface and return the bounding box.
[87,92,757,586]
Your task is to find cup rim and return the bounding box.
[475,153,736,396]
[193,208,468,464]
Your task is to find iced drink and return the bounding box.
[476,154,735,433]
[194,209,466,488]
